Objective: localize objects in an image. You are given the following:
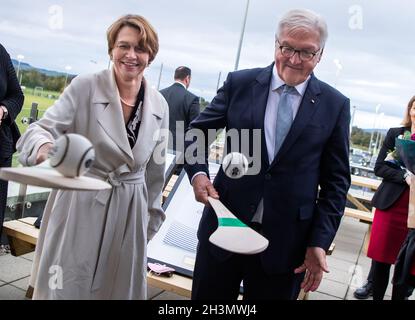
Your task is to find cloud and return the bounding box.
[352,109,403,130]
[1,0,414,126]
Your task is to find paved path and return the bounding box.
[1,216,413,300]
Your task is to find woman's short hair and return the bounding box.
[275,9,328,49]
[401,96,415,127]
[107,14,159,64]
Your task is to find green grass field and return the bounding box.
[11,88,59,167]
[19,87,59,126]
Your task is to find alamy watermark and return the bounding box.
[348,5,363,30]
[48,5,64,30]
[48,265,63,290]
[151,121,263,175]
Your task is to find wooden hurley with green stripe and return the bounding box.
[0,164,111,191]
[208,197,269,254]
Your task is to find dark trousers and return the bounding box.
[372,260,415,300]
[0,156,12,241]
[372,261,391,300]
[191,239,305,300]
[368,260,414,300]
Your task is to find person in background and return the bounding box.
[393,228,415,300]
[353,262,374,299]
[0,43,24,247]
[160,66,200,152]
[354,260,414,299]
[366,96,415,300]
[17,14,168,299]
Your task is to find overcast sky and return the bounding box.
[1,0,414,129]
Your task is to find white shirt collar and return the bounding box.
[271,66,310,96]
[174,81,187,89]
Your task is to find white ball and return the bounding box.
[222,152,249,179]
[49,134,95,177]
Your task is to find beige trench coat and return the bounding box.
[17,68,168,299]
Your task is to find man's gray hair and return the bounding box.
[275,9,328,48]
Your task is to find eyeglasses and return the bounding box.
[115,42,146,54]
[277,41,320,61]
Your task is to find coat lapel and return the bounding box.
[93,69,134,164]
[270,74,321,168]
[132,79,164,165]
[253,64,273,167]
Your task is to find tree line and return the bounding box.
[19,69,75,93]
[18,67,375,150]
[351,126,385,151]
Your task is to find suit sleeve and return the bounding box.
[0,46,24,124]
[374,128,406,183]
[308,98,351,250]
[187,95,200,124]
[183,74,229,181]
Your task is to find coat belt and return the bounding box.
[87,165,146,294]
[88,165,145,187]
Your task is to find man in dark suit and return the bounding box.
[160,66,200,152]
[0,43,24,240]
[184,9,351,300]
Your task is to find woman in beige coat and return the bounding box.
[17,15,168,299]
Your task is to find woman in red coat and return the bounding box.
[367,96,415,300]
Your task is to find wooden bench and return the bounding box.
[3,217,39,257]
[351,175,381,190]
[162,174,178,203]
[348,190,373,203]
[344,207,375,254]
[344,207,374,223]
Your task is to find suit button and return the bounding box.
[265,173,272,180]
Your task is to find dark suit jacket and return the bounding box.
[371,127,409,210]
[184,63,351,274]
[0,43,24,162]
[160,82,200,151]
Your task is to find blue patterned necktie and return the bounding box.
[274,85,295,156]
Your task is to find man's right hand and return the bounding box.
[192,174,219,205]
[36,143,53,165]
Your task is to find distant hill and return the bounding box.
[353,126,388,134]
[362,128,388,134]
[11,59,75,78]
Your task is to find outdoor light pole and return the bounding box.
[216,71,222,92]
[16,54,24,84]
[64,65,72,89]
[368,104,381,155]
[373,112,384,155]
[350,105,356,138]
[234,0,250,71]
[157,63,163,90]
[333,58,343,88]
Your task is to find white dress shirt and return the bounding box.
[174,80,187,89]
[252,67,310,223]
[264,67,310,162]
[191,66,310,225]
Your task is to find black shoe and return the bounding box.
[406,287,414,299]
[354,281,373,299]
